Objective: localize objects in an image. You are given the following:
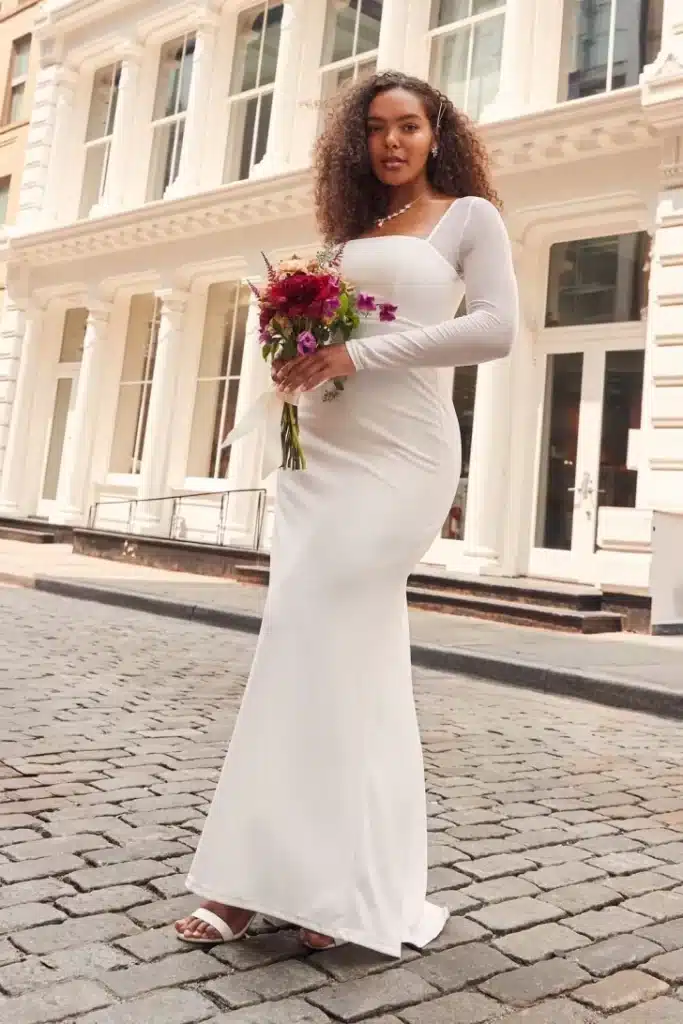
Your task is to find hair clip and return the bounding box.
[435,100,445,131]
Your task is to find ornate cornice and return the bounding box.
[4,88,665,271]
[487,87,657,174]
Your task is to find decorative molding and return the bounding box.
[8,169,315,268]
[487,88,658,175]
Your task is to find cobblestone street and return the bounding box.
[5,587,683,1021]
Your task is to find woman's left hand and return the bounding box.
[273,344,356,393]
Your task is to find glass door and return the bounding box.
[529,337,644,582]
[37,367,80,518]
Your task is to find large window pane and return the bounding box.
[596,350,645,529]
[147,35,194,200]
[224,2,282,182]
[188,283,249,479]
[59,308,87,363]
[562,0,663,100]
[546,232,649,327]
[441,365,478,540]
[0,177,10,225]
[322,0,383,64]
[4,35,31,126]
[42,378,73,502]
[110,295,160,474]
[232,2,283,93]
[535,353,584,550]
[429,0,505,119]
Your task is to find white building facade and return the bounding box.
[0,0,681,590]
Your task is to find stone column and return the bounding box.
[54,302,113,524]
[18,64,79,229]
[135,290,189,534]
[376,0,411,70]
[0,300,26,481]
[638,12,683,513]
[91,45,145,216]
[0,307,45,517]
[482,0,536,121]
[224,289,270,545]
[287,1,327,172]
[166,10,220,197]
[498,241,542,576]
[41,67,80,226]
[253,0,306,177]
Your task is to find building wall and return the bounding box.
[0,0,681,591]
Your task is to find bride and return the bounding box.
[176,70,517,956]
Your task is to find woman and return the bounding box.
[176,71,517,956]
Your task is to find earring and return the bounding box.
[431,144,438,158]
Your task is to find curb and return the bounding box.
[25,574,683,723]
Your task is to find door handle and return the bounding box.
[567,471,594,502]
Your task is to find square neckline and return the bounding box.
[347,195,467,246]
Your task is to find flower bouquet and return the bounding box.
[251,246,396,470]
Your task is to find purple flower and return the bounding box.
[323,297,341,317]
[297,330,318,355]
[379,302,398,322]
[357,293,377,313]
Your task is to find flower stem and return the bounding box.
[281,403,306,470]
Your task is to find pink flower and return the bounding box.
[379,302,398,322]
[323,296,341,317]
[357,293,377,312]
[297,330,318,355]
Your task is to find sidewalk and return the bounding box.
[2,537,683,719]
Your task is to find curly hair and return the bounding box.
[313,71,500,245]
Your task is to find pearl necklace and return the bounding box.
[375,194,425,230]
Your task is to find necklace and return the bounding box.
[375,193,425,230]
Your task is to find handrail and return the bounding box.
[87,488,267,550]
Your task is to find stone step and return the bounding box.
[232,565,623,634]
[0,526,55,544]
[405,587,622,634]
[410,570,603,612]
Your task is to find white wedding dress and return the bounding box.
[187,196,518,958]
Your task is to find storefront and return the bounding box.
[0,0,681,593]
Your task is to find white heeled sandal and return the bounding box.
[177,907,256,946]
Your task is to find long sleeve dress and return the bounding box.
[186,195,519,958]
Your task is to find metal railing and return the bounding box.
[87,488,267,551]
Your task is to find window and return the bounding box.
[4,34,31,125]
[429,1,505,121]
[319,1,383,117]
[80,63,120,218]
[147,34,195,201]
[187,283,249,479]
[546,232,650,327]
[224,2,283,182]
[561,0,663,101]
[59,307,87,362]
[441,364,478,540]
[0,176,10,225]
[110,295,161,474]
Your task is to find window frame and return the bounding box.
[223,0,283,183]
[560,0,663,102]
[427,1,506,121]
[0,175,11,226]
[3,33,31,127]
[110,296,161,476]
[79,61,121,218]
[187,281,250,481]
[146,32,196,202]
[318,0,383,120]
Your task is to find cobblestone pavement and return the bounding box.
[5,589,683,1022]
